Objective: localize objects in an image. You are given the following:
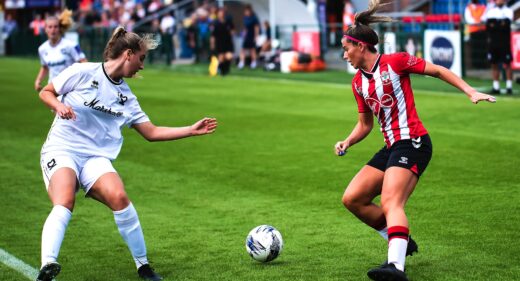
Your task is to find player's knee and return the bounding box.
[56,201,75,212]
[342,192,360,212]
[109,191,130,211]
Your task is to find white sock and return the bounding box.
[506,80,512,89]
[113,203,148,268]
[388,238,408,271]
[41,205,72,267]
[377,227,388,240]
[493,80,500,90]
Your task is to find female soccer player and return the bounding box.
[335,1,495,280]
[34,10,87,92]
[36,27,217,281]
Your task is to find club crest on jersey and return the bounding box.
[91,80,99,89]
[118,92,128,106]
[380,71,391,85]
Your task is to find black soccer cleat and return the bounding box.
[406,236,418,257]
[36,262,61,281]
[490,88,500,95]
[507,88,513,95]
[367,263,409,281]
[138,264,163,281]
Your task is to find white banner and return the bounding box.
[424,30,462,77]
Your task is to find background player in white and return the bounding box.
[334,1,495,280]
[36,26,217,281]
[34,10,87,92]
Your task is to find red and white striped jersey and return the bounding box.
[351,52,428,147]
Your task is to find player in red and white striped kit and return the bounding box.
[334,1,496,280]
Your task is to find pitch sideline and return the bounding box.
[0,248,39,280]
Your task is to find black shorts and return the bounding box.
[367,134,433,177]
[488,46,512,64]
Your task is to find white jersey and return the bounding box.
[41,63,150,160]
[38,38,86,82]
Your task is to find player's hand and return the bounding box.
[34,81,42,92]
[334,141,349,156]
[470,92,496,104]
[191,117,217,135]
[55,103,76,120]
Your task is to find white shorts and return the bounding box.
[40,151,117,193]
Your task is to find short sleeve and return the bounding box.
[352,81,370,113]
[38,48,46,66]
[127,98,150,127]
[70,44,86,62]
[51,63,82,95]
[389,52,426,75]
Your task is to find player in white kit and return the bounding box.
[36,27,218,281]
[34,10,86,92]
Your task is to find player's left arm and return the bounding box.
[423,61,496,104]
[132,118,217,142]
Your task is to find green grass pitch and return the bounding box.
[0,57,519,280]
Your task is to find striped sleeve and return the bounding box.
[390,52,426,75]
[352,77,370,113]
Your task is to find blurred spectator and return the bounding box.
[465,0,486,33]
[259,20,272,55]
[3,14,18,55]
[210,8,234,76]
[196,7,212,62]
[342,0,355,32]
[238,4,260,69]
[160,12,177,64]
[30,14,45,36]
[148,0,162,14]
[482,0,513,94]
[3,14,18,38]
[465,0,487,68]
[179,15,198,59]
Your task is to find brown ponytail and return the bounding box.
[103,26,159,61]
[344,0,393,53]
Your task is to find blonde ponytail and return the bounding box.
[103,26,159,61]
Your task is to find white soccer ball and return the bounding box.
[245,225,284,262]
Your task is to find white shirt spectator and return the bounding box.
[482,4,513,22]
[160,14,176,34]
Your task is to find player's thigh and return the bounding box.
[343,165,385,205]
[41,153,80,210]
[81,157,128,211]
[380,166,418,211]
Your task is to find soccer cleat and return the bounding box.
[367,263,409,281]
[36,262,61,281]
[490,88,500,95]
[406,236,418,257]
[507,88,513,95]
[138,264,163,281]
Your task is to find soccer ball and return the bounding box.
[245,225,283,262]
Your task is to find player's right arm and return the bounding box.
[335,112,373,155]
[34,66,48,92]
[39,83,76,120]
